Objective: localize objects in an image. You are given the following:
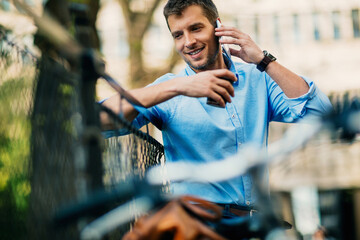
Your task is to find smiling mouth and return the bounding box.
[187,47,204,56]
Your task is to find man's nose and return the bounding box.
[184,33,196,48]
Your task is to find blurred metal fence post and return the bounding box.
[28,1,102,239]
[80,50,103,191]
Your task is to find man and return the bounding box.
[101,0,332,212]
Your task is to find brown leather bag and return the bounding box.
[122,196,227,240]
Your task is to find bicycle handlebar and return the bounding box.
[53,178,164,226]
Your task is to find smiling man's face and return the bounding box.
[168,5,222,72]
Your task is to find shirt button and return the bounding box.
[231,114,235,119]
[246,201,250,205]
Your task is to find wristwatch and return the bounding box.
[256,50,276,72]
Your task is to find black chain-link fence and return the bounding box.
[101,106,164,187]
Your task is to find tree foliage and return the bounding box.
[0,31,34,239]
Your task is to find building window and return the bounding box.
[293,13,300,43]
[1,0,11,11]
[254,15,259,43]
[352,9,360,38]
[118,30,129,58]
[273,14,280,44]
[312,12,321,41]
[232,17,239,29]
[24,0,34,6]
[332,11,341,40]
[148,24,166,56]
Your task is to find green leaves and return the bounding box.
[0,44,35,238]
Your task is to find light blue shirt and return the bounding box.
[108,54,332,206]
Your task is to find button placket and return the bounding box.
[243,174,252,206]
[226,103,244,150]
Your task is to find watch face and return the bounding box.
[269,53,276,61]
[264,51,276,61]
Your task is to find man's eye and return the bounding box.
[174,34,182,39]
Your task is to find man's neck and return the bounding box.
[192,52,228,73]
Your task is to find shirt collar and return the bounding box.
[184,48,239,86]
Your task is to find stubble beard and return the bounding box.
[184,39,220,72]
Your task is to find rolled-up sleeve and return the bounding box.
[268,75,333,122]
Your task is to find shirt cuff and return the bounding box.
[283,76,316,118]
[99,97,151,138]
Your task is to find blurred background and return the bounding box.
[1,0,360,239]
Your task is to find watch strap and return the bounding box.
[256,50,276,72]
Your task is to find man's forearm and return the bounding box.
[100,69,237,130]
[100,78,180,129]
[265,61,310,98]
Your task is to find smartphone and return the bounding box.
[206,77,233,108]
[206,20,232,107]
[216,20,231,59]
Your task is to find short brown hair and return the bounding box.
[163,0,219,29]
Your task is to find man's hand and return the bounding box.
[215,25,310,98]
[173,69,237,108]
[215,26,264,64]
